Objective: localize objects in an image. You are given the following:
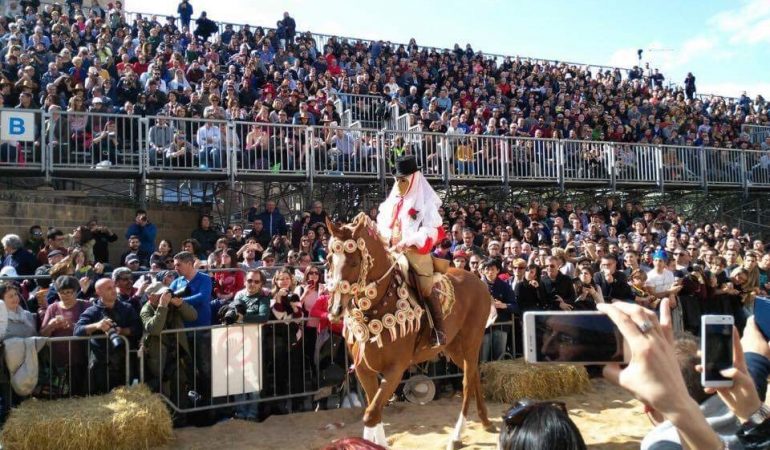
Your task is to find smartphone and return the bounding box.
[523,311,630,364]
[754,296,770,340]
[700,315,734,388]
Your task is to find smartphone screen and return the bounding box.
[704,322,733,382]
[525,312,626,364]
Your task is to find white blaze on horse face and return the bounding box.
[328,245,346,288]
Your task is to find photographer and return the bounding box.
[140,282,197,413]
[594,255,634,303]
[74,278,141,394]
[228,270,271,420]
[264,268,305,407]
[573,267,604,309]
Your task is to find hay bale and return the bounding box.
[1,384,172,450]
[480,359,590,403]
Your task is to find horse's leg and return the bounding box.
[442,339,472,450]
[362,364,408,449]
[355,363,379,407]
[463,336,495,432]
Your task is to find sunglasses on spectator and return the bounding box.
[246,279,262,284]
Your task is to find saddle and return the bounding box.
[393,252,455,319]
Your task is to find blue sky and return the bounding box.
[129,0,769,98]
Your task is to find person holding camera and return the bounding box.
[74,278,141,394]
[264,268,305,406]
[140,282,198,414]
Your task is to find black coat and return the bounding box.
[593,271,634,303]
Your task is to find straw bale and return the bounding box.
[1,384,172,450]
[480,359,590,403]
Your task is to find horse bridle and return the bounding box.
[328,234,424,351]
[327,236,399,311]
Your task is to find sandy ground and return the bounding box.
[165,379,651,450]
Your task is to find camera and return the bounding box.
[173,285,191,298]
[106,325,123,349]
[220,299,247,325]
[284,293,300,307]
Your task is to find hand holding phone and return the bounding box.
[701,315,734,388]
[695,317,764,422]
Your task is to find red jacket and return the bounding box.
[310,294,343,334]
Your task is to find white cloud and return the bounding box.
[696,81,770,98]
[709,0,770,45]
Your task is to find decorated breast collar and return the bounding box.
[327,236,424,348]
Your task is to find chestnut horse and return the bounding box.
[326,214,495,449]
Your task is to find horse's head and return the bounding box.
[325,213,384,322]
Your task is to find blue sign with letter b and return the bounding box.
[9,118,25,135]
[1,111,35,142]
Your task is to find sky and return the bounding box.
[127,0,770,98]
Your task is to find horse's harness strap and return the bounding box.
[329,236,423,356]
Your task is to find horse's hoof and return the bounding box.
[483,423,498,433]
[446,440,463,450]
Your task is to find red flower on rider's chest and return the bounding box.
[408,208,418,220]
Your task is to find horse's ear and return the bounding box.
[326,217,340,236]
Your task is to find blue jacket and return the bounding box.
[3,248,38,275]
[483,277,519,322]
[125,222,158,256]
[170,272,213,327]
[74,298,142,354]
[248,208,287,236]
[746,352,770,401]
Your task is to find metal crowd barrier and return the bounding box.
[147,319,516,414]
[3,107,769,192]
[0,334,131,419]
[147,319,349,414]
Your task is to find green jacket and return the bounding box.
[234,289,272,324]
[140,300,198,378]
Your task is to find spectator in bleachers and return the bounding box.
[74,277,141,393]
[177,0,193,30]
[36,228,67,266]
[141,281,197,410]
[190,215,220,256]
[2,234,38,276]
[1,280,36,339]
[125,209,157,261]
[39,275,92,395]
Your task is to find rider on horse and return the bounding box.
[376,155,448,347]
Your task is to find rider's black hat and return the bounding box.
[394,155,419,177]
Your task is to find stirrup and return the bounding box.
[432,330,447,348]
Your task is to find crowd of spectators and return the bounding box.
[2,196,770,379]
[2,1,770,441]
[1,3,768,174]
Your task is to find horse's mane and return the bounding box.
[349,212,389,248]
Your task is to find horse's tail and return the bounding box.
[485,299,498,328]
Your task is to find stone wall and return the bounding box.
[0,190,200,266]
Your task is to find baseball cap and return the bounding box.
[145,283,170,296]
[124,253,140,264]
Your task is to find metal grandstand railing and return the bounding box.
[743,125,770,145]
[1,108,768,193]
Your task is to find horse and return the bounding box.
[325,213,496,450]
